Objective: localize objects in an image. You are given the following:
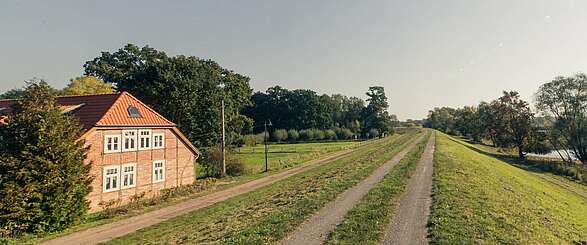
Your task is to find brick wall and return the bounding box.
[83,127,197,211]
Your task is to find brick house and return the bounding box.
[0,92,200,211]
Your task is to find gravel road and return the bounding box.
[281,134,425,245]
[382,132,436,245]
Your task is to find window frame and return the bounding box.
[103,165,120,193]
[138,129,152,150]
[122,130,138,152]
[152,132,165,149]
[152,160,166,183]
[104,134,122,154]
[121,163,137,189]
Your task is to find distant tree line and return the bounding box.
[242,86,398,140]
[425,73,587,164]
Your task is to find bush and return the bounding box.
[199,146,246,177]
[336,128,354,140]
[243,134,264,147]
[325,129,337,140]
[0,82,92,236]
[287,129,299,142]
[299,129,314,141]
[368,128,380,138]
[313,129,325,140]
[272,129,288,142]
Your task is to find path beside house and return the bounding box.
[41,145,366,245]
[280,134,426,245]
[382,132,436,245]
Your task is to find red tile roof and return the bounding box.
[0,92,176,130]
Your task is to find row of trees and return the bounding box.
[425,73,587,164]
[242,86,398,137]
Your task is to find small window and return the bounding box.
[153,133,165,149]
[121,163,137,189]
[153,160,165,183]
[127,106,142,118]
[103,166,120,192]
[123,130,137,152]
[139,129,152,150]
[104,135,121,153]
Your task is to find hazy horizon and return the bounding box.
[2,0,587,120]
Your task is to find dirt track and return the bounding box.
[41,146,365,245]
[382,132,436,245]
[280,134,425,245]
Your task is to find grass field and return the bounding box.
[429,132,587,244]
[105,129,423,244]
[325,131,430,244]
[235,141,357,172]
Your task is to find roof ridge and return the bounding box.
[56,93,120,98]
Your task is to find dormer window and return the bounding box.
[127,106,142,118]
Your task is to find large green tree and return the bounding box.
[362,86,395,135]
[491,91,534,159]
[84,44,253,147]
[535,74,587,163]
[0,81,92,235]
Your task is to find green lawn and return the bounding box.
[105,129,423,244]
[429,132,587,244]
[235,141,358,172]
[326,131,430,244]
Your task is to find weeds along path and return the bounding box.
[280,132,426,245]
[382,132,436,245]
[41,136,386,245]
[104,130,424,244]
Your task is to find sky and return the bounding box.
[1,0,587,120]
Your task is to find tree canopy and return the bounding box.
[84,44,253,147]
[61,76,114,95]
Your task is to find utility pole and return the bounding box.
[218,82,226,177]
[221,98,226,177]
[264,119,271,172]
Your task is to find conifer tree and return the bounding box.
[0,81,92,235]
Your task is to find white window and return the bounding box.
[139,129,152,150]
[153,133,165,149]
[122,130,137,152]
[121,163,137,189]
[103,166,120,192]
[153,160,165,183]
[104,135,121,153]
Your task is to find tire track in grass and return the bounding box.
[324,132,430,245]
[382,132,436,244]
[280,132,426,245]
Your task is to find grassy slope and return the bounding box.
[236,141,356,172]
[429,132,587,244]
[106,129,423,244]
[325,131,430,244]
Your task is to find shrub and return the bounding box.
[243,134,263,147]
[0,82,92,236]
[313,129,325,140]
[368,128,380,138]
[199,146,246,177]
[272,129,288,142]
[337,128,354,140]
[325,129,337,140]
[299,129,314,141]
[287,129,299,142]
